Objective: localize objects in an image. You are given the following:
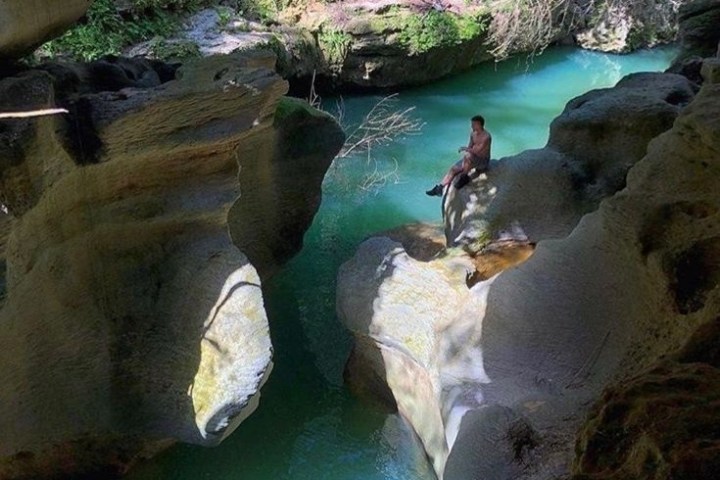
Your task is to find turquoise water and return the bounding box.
[128,46,676,480]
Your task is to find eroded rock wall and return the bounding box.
[444,71,696,247]
[675,0,720,60]
[0,52,343,478]
[338,67,719,479]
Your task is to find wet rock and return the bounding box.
[0,52,343,478]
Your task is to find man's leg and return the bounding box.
[441,162,464,186]
[426,159,462,197]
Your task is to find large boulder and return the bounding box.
[675,0,720,61]
[0,52,343,478]
[337,76,720,479]
[0,0,91,60]
[444,71,696,246]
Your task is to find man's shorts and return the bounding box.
[454,154,489,172]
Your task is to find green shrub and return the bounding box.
[318,27,351,65]
[38,0,208,61]
[398,11,487,55]
[130,0,206,11]
[236,0,293,21]
[149,39,201,60]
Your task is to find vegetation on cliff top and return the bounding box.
[37,0,684,63]
[396,9,489,55]
[38,0,212,60]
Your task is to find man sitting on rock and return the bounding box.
[426,115,492,196]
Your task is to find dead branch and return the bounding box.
[338,94,425,159]
[0,108,68,119]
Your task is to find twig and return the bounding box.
[0,108,68,119]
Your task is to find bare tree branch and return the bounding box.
[338,94,425,159]
[0,108,68,119]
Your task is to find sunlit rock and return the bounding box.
[0,52,343,478]
[339,76,720,479]
[575,0,682,53]
[444,72,696,246]
[338,231,536,478]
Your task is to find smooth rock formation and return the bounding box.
[338,74,719,479]
[0,0,91,59]
[444,72,696,246]
[0,52,343,478]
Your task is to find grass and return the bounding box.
[397,10,489,55]
[37,0,211,61]
[318,26,352,66]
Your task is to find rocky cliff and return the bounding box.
[113,1,689,91]
[675,0,720,60]
[337,56,719,479]
[0,51,343,478]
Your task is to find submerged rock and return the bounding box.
[0,52,343,478]
[337,73,720,479]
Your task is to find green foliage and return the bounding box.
[318,27,351,65]
[216,5,234,27]
[39,0,208,61]
[40,0,125,60]
[236,0,293,21]
[398,11,487,55]
[456,12,488,41]
[149,39,201,60]
[274,96,328,123]
[130,0,206,9]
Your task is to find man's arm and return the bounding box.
[458,135,473,153]
[469,133,490,157]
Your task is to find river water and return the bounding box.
[128,46,676,480]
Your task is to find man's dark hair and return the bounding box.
[471,115,485,126]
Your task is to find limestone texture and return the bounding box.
[337,73,720,479]
[120,1,687,91]
[572,317,720,479]
[575,0,682,53]
[0,0,91,59]
[0,52,343,478]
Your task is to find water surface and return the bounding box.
[128,46,676,480]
